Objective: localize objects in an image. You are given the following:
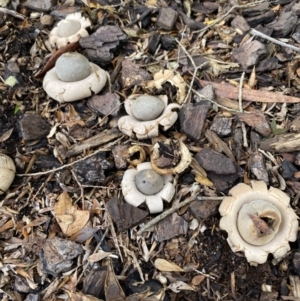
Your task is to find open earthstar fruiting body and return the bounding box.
[43,52,107,103]
[0,154,16,195]
[121,162,175,213]
[49,12,91,49]
[219,181,298,266]
[118,94,181,139]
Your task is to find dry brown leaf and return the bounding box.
[248,214,273,236]
[35,42,79,78]
[154,258,184,272]
[54,192,90,237]
[190,158,206,177]
[194,173,214,187]
[62,104,85,127]
[199,79,300,103]
[54,191,73,215]
[248,66,257,88]
[69,227,98,243]
[208,60,239,77]
[0,128,13,142]
[16,268,38,289]
[67,270,78,292]
[191,274,206,286]
[67,291,104,301]
[167,281,196,293]
[205,129,235,161]
[104,259,126,301]
[16,268,34,281]
[23,216,50,228]
[0,219,13,233]
[88,250,112,262]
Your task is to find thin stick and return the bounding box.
[176,39,209,104]
[238,72,245,113]
[193,1,266,34]
[76,227,110,286]
[71,169,85,206]
[137,195,224,235]
[17,136,124,177]
[250,28,300,53]
[238,72,248,148]
[190,86,240,113]
[0,8,25,20]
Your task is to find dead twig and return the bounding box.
[198,79,300,103]
[193,0,267,35]
[76,227,110,286]
[238,72,245,113]
[137,195,224,235]
[250,28,300,53]
[71,169,85,206]
[35,42,79,78]
[238,72,248,148]
[17,136,124,177]
[190,86,240,113]
[176,39,209,104]
[121,245,145,283]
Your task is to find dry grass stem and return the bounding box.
[17,136,124,177]
[193,1,267,35]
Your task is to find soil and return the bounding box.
[1,0,300,300]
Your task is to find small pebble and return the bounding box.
[131,95,165,121]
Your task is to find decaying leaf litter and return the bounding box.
[3,0,300,300]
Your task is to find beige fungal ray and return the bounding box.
[0,154,16,195]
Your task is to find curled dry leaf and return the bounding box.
[167,281,196,293]
[145,69,186,104]
[104,259,126,301]
[88,250,113,263]
[154,258,184,272]
[0,128,13,142]
[69,227,98,243]
[67,291,104,301]
[126,145,147,166]
[151,140,192,175]
[34,41,79,78]
[53,191,90,236]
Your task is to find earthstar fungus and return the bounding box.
[49,13,91,49]
[43,52,107,103]
[219,181,298,266]
[118,94,180,139]
[0,154,16,195]
[121,162,175,213]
